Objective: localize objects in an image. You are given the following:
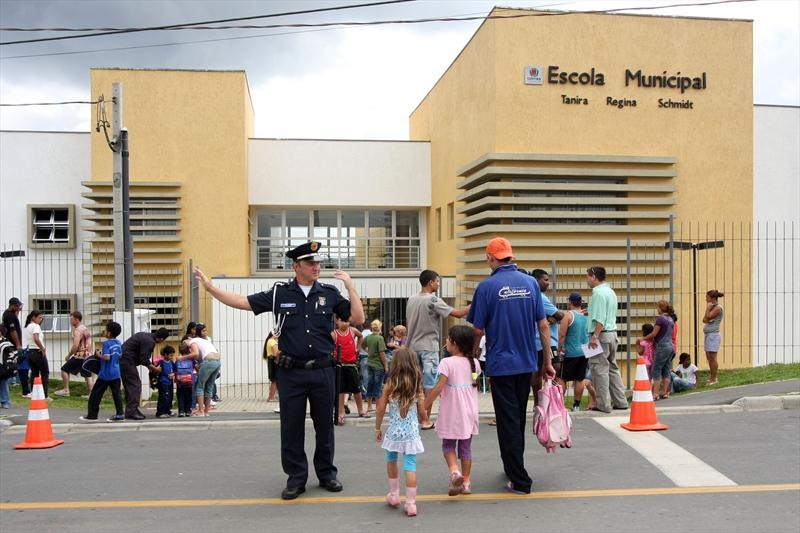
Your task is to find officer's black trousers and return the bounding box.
[276,366,337,488]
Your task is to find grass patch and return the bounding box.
[554,362,800,407]
[6,379,157,410]
[691,363,800,392]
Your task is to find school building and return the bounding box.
[1,8,798,386]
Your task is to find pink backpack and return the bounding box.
[533,380,573,453]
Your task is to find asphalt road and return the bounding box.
[1,409,798,533]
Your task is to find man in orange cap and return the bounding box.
[466,237,555,494]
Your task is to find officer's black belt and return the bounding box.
[280,356,333,370]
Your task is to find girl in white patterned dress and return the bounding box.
[374,347,425,517]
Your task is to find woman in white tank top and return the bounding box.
[189,323,220,416]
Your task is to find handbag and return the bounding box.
[81,355,101,377]
[533,379,573,453]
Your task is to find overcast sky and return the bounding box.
[1,0,798,139]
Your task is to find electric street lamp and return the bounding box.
[665,239,724,365]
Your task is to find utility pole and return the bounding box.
[112,83,125,312]
[111,83,135,337]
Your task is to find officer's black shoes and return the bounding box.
[281,486,306,500]
[319,479,343,492]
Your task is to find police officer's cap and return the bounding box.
[286,241,323,262]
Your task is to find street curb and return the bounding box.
[2,395,796,434]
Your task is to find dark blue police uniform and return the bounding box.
[247,244,352,495]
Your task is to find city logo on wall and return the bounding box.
[524,66,544,85]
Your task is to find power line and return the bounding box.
[0,0,415,46]
[0,0,753,35]
[0,0,754,61]
[0,100,99,106]
[0,27,346,61]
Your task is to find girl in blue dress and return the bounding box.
[374,347,425,517]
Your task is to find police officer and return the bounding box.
[194,241,364,500]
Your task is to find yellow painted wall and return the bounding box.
[409,21,497,276]
[412,10,753,259]
[491,10,753,224]
[411,10,754,369]
[90,69,254,278]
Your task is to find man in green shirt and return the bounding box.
[586,266,628,413]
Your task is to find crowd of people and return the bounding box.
[0,235,727,515]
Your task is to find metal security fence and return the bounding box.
[456,221,799,383]
[2,221,798,398]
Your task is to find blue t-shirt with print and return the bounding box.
[99,338,122,381]
[535,293,559,351]
[158,360,175,385]
[466,263,545,377]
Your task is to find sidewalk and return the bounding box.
[1,379,797,429]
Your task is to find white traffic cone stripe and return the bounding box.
[632,390,654,403]
[635,364,649,381]
[27,409,51,422]
[31,384,45,401]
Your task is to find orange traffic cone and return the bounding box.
[621,356,668,432]
[15,377,64,449]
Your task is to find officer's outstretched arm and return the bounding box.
[194,267,252,311]
[334,270,364,325]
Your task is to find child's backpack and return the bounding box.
[533,379,572,454]
[175,359,194,386]
[0,339,20,379]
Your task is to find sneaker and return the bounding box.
[273,407,280,413]
[404,502,417,517]
[505,481,529,495]
[156,414,171,418]
[212,396,221,402]
[572,405,581,412]
[210,400,218,407]
[81,395,90,399]
[448,471,464,496]
[21,393,32,398]
[54,389,70,397]
[460,482,472,495]
[386,492,400,507]
[0,403,10,409]
[79,416,99,422]
[178,412,186,417]
[107,415,125,422]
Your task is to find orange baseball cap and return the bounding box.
[486,237,513,259]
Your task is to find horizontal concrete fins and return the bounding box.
[453,153,676,271]
[458,181,676,202]
[460,210,672,226]
[458,224,670,237]
[458,165,677,190]
[80,181,182,188]
[83,180,184,335]
[461,252,670,262]
[457,153,677,177]
[458,239,674,250]
[459,194,676,213]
